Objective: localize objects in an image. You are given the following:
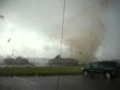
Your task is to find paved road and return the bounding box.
[0,75,120,90]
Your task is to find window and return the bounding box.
[104,62,116,67]
[91,62,98,67]
[98,62,104,67]
[115,62,120,67]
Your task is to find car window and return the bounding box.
[91,62,98,67]
[98,63,104,67]
[104,62,116,67]
[114,62,120,67]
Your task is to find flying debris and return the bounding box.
[7,38,11,43]
[0,15,4,19]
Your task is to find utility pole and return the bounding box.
[34,55,35,66]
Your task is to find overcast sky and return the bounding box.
[0,0,120,63]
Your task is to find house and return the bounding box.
[48,58,79,66]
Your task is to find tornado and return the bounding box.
[51,0,116,64]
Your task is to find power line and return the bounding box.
[56,0,66,90]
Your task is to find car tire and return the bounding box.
[105,72,111,79]
[83,70,89,76]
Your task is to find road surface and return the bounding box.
[0,75,120,90]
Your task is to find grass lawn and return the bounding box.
[0,66,83,76]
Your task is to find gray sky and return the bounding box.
[0,0,120,63]
[0,0,64,58]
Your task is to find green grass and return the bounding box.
[0,66,83,76]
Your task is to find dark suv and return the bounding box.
[82,61,120,79]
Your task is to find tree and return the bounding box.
[15,57,29,65]
[4,58,14,65]
[55,55,61,59]
[4,57,30,65]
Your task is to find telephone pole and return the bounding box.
[34,55,35,66]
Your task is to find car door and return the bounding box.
[89,62,98,73]
[96,62,104,73]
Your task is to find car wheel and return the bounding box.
[105,72,111,79]
[83,70,89,76]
